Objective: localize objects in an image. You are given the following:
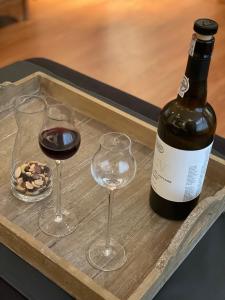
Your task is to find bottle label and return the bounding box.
[189,33,197,56]
[151,134,213,202]
[178,75,189,97]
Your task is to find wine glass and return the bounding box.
[38,104,81,237]
[87,132,136,271]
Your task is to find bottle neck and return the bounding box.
[183,56,210,104]
[177,34,214,106]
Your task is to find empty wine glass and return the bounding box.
[87,132,136,271]
[38,104,81,237]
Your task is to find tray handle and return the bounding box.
[156,187,225,272]
[128,189,225,300]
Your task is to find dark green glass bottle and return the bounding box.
[149,19,218,220]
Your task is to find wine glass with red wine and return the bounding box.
[38,104,81,237]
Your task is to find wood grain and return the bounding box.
[0,73,224,300]
[0,0,224,137]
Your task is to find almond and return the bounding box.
[25,181,34,190]
[15,167,21,178]
[34,179,43,186]
[32,181,40,188]
[29,164,36,172]
[17,177,23,185]
[16,185,25,192]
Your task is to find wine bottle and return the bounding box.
[149,19,218,220]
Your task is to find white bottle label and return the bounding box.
[151,134,213,202]
[189,33,197,57]
[178,75,189,97]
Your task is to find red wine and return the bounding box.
[39,127,81,160]
[149,19,218,220]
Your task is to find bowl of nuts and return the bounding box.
[11,160,53,202]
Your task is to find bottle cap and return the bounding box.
[194,19,218,35]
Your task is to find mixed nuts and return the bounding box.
[13,161,52,195]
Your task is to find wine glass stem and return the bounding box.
[105,190,114,251]
[55,160,62,222]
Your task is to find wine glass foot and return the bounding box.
[39,207,78,238]
[87,238,127,271]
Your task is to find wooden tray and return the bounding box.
[0,72,225,300]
